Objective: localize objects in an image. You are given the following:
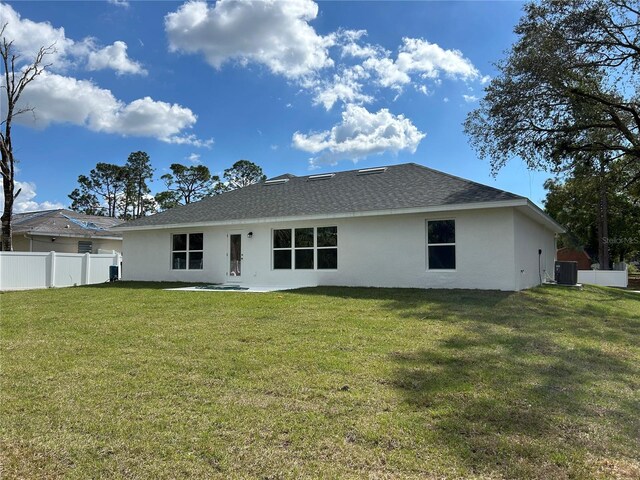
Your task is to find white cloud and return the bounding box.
[162,2,485,110]
[337,29,380,59]
[1,181,65,213]
[463,94,479,103]
[87,41,147,76]
[362,56,411,90]
[12,71,208,145]
[0,2,74,68]
[164,133,214,148]
[165,0,333,79]
[108,0,130,7]
[0,3,143,75]
[312,65,372,110]
[329,35,481,102]
[186,153,201,163]
[396,38,479,81]
[292,104,425,166]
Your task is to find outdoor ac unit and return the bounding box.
[555,261,577,285]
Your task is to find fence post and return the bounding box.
[83,253,91,285]
[48,251,56,287]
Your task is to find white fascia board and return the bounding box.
[113,199,531,232]
[517,201,566,234]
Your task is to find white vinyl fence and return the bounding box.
[0,251,121,291]
[578,266,628,288]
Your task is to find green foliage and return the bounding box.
[465,0,640,178]
[1,284,638,478]
[69,152,154,219]
[68,188,102,216]
[122,151,154,220]
[155,163,220,211]
[544,157,640,263]
[67,162,127,217]
[223,159,266,190]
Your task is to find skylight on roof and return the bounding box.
[357,167,387,175]
[308,173,335,181]
[264,178,290,185]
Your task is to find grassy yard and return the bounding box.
[1,284,638,479]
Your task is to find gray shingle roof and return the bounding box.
[119,163,524,229]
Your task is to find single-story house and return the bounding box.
[114,163,564,291]
[12,209,123,254]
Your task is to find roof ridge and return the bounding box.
[291,162,412,180]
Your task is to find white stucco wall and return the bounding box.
[513,209,557,290]
[121,207,534,290]
[12,234,122,254]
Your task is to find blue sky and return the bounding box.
[2,0,551,213]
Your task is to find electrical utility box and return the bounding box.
[109,265,119,282]
[555,261,578,285]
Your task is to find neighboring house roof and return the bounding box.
[115,163,564,233]
[13,209,123,240]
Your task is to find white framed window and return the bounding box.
[272,226,338,270]
[273,229,292,270]
[316,226,337,269]
[427,220,455,270]
[172,233,203,270]
[294,228,314,269]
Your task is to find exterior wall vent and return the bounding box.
[357,167,387,175]
[308,173,335,181]
[264,178,290,185]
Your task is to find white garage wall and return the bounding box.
[122,207,525,290]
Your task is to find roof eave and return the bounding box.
[18,231,123,240]
[518,200,566,234]
[113,199,533,232]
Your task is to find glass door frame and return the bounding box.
[228,231,244,281]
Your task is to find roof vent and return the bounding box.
[357,167,387,175]
[308,173,335,181]
[264,178,290,185]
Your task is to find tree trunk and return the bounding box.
[597,161,610,270]
[1,171,13,251]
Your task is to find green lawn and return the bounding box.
[1,284,638,479]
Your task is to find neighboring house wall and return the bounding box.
[11,235,122,254]
[557,248,591,270]
[123,207,527,290]
[513,210,557,290]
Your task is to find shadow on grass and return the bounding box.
[81,281,212,290]
[296,285,640,477]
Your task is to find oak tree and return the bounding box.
[465,0,640,180]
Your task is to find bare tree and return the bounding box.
[0,24,54,250]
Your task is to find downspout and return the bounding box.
[24,234,32,252]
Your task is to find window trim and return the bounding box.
[272,226,338,271]
[294,227,315,270]
[171,232,204,270]
[272,228,293,270]
[426,219,456,271]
